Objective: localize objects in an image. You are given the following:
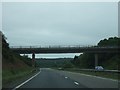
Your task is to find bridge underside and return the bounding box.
[10,47,119,54]
[10,47,119,67]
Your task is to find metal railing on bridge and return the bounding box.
[10,45,96,49]
[10,45,119,49]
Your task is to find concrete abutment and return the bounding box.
[32,53,35,67]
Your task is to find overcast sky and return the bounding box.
[2,2,118,58]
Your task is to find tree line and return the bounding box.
[72,37,120,70]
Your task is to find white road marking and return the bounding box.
[65,76,68,79]
[64,71,118,82]
[74,82,79,85]
[12,68,41,90]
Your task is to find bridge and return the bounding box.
[10,45,119,54]
[10,45,120,67]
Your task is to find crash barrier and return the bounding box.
[79,69,120,73]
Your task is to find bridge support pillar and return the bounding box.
[32,53,35,67]
[95,54,98,67]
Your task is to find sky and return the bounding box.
[2,2,118,58]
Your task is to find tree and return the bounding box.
[2,33,9,49]
[72,37,120,69]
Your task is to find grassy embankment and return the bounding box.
[2,52,38,87]
[3,59,34,87]
[2,33,39,87]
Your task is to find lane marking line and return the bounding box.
[65,71,118,82]
[74,82,79,85]
[12,68,41,90]
[65,76,68,79]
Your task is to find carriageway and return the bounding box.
[10,45,119,67]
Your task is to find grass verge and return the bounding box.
[56,68,119,80]
[2,67,39,88]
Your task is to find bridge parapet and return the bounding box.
[10,45,120,54]
[10,45,119,49]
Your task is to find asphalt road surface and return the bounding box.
[13,68,119,89]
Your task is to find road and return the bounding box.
[13,68,119,89]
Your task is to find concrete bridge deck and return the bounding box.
[10,45,119,54]
[10,45,120,67]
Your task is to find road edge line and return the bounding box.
[66,71,118,82]
[78,73,119,82]
[12,68,41,90]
